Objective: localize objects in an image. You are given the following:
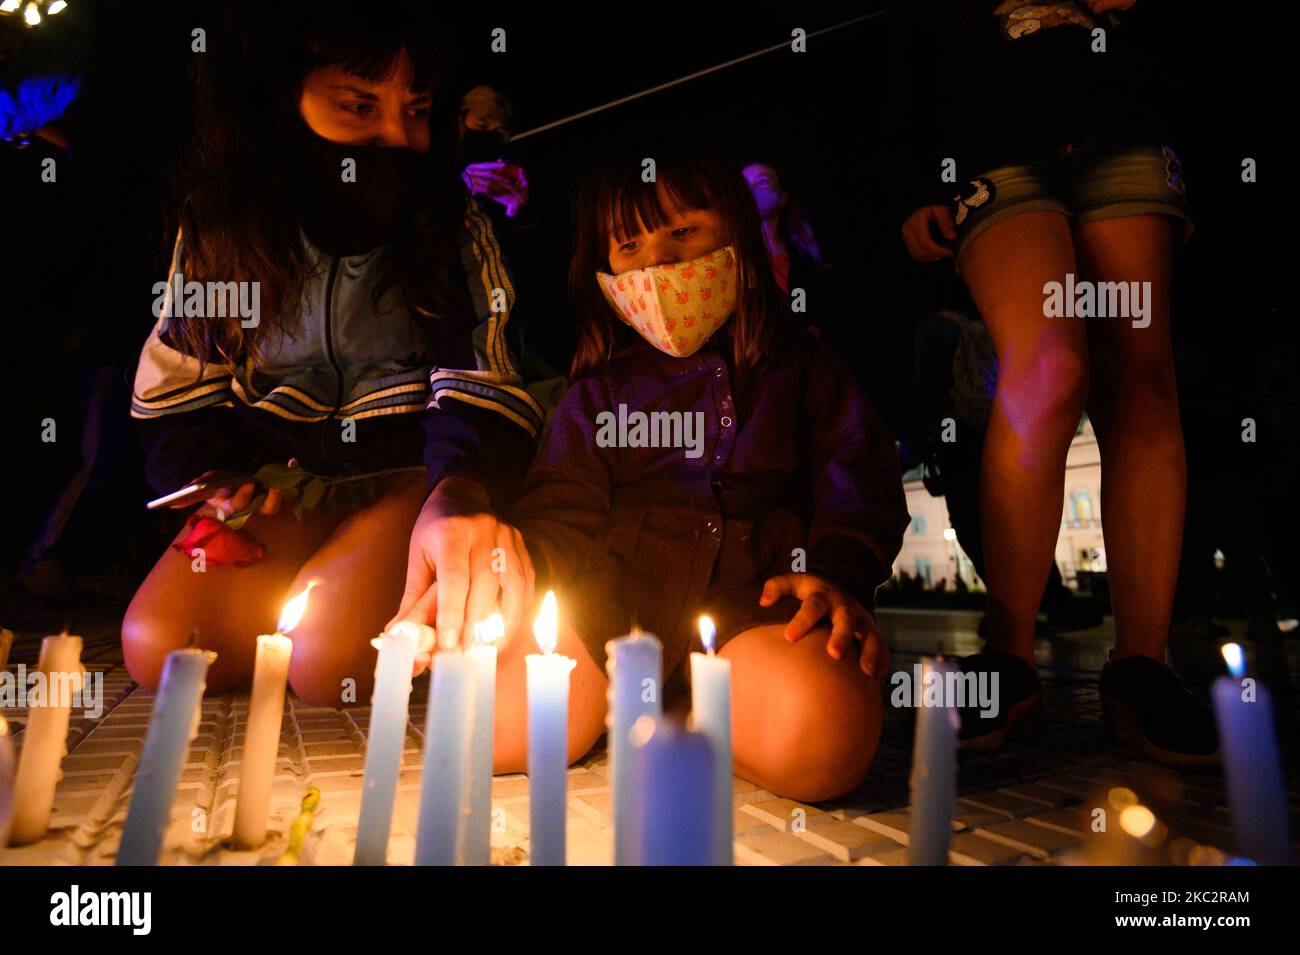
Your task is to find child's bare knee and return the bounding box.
[744,668,882,801]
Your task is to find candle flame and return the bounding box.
[473,612,505,647]
[1220,642,1245,679]
[533,591,558,655]
[1119,804,1156,839]
[698,614,716,655]
[278,582,317,634]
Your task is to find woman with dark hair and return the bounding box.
[740,160,835,335]
[500,135,909,799]
[123,2,543,705]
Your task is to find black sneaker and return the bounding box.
[957,651,1043,752]
[1100,653,1219,769]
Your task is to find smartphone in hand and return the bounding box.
[146,470,260,510]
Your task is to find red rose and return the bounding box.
[172,514,266,566]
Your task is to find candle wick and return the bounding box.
[187,629,199,649]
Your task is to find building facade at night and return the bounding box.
[894,419,1105,591]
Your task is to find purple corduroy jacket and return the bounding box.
[511,328,910,671]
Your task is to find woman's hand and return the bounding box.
[900,204,957,262]
[390,476,534,671]
[760,573,889,678]
[200,482,281,518]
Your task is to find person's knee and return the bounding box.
[741,659,883,802]
[999,346,1089,432]
[121,598,186,691]
[491,658,604,774]
[567,696,605,766]
[287,625,375,708]
[1108,354,1180,409]
[121,595,248,694]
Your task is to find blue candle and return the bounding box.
[415,637,474,866]
[116,647,214,865]
[689,615,732,865]
[462,614,503,866]
[629,716,715,865]
[352,623,420,866]
[908,655,958,866]
[1212,643,1293,864]
[526,592,575,866]
[606,630,663,865]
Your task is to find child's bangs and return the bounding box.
[600,164,719,244]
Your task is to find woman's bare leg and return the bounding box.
[122,506,337,693]
[960,212,1088,663]
[721,624,882,802]
[1075,214,1183,660]
[284,472,433,706]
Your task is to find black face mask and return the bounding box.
[295,122,427,256]
[460,128,507,165]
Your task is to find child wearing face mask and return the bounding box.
[506,137,910,801]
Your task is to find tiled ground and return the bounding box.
[2,608,1298,865]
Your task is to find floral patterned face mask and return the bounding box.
[596,245,738,358]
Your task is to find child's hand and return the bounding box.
[760,573,889,678]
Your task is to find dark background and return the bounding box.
[1,1,1294,616]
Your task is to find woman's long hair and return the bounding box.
[744,157,826,269]
[168,0,465,367]
[568,134,788,381]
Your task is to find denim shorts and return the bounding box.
[951,137,1193,269]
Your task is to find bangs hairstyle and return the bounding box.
[568,134,787,380]
[169,0,465,367]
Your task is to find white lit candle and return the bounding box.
[629,715,715,865]
[352,622,420,866]
[526,591,575,866]
[462,613,503,866]
[908,655,958,866]
[415,623,475,866]
[0,714,14,848]
[607,630,662,865]
[689,615,732,865]
[117,646,214,865]
[232,586,311,848]
[1212,643,1292,864]
[9,633,84,846]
